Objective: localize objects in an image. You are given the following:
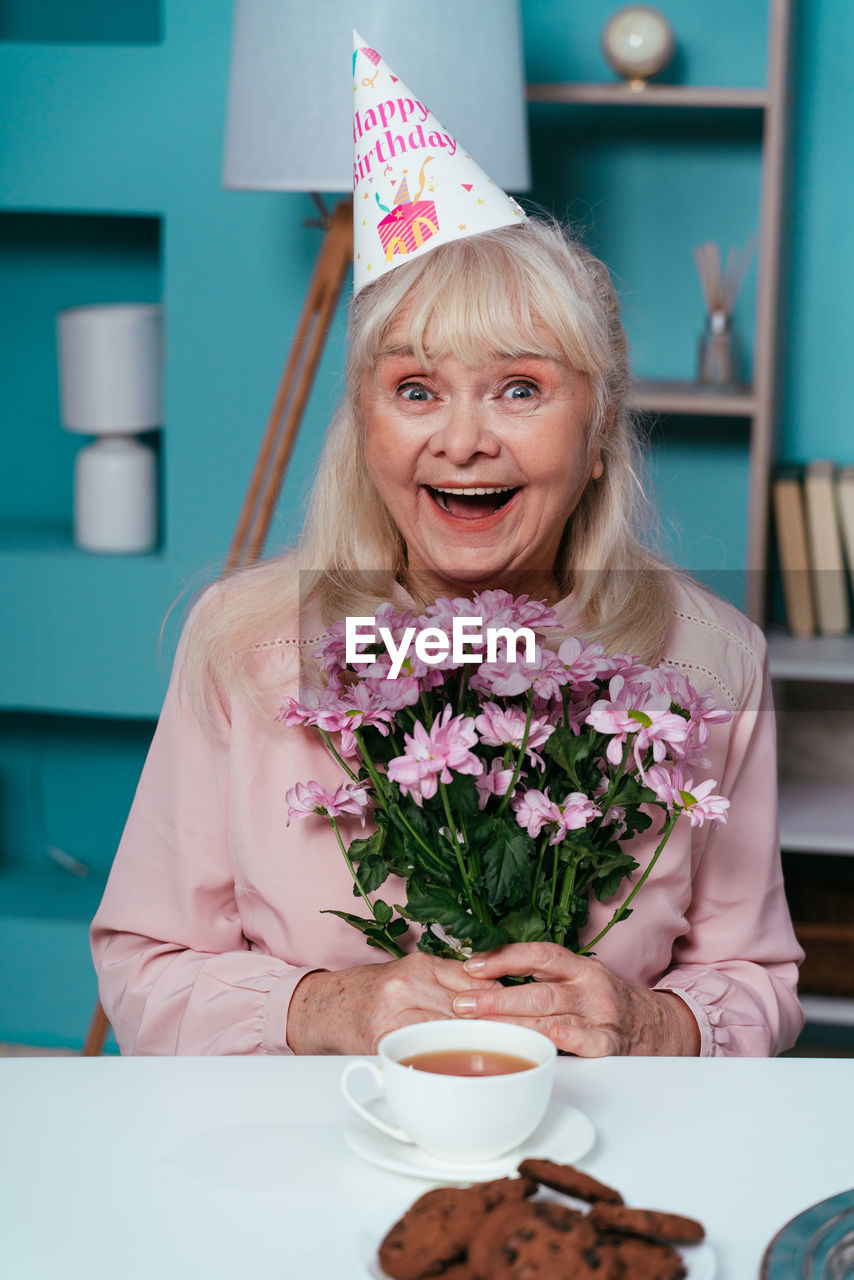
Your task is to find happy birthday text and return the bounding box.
[353,96,457,191]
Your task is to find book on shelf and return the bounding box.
[837,466,854,592]
[803,460,851,636]
[771,466,815,636]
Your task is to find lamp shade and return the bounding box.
[57,304,163,434]
[223,0,530,194]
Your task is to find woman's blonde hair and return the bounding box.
[186,217,673,725]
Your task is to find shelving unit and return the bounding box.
[630,378,755,418]
[769,633,854,1023]
[528,0,791,622]
[528,3,853,1041]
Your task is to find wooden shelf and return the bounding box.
[629,379,755,418]
[779,781,854,856]
[800,994,854,1028]
[768,631,854,683]
[527,83,768,110]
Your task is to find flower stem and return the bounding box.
[495,693,534,817]
[456,665,471,715]
[553,855,579,948]
[317,729,360,784]
[328,816,373,911]
[352,728,389,808]
[545,842,560,932]
[438,780,487,925]
[579,810,679,954]
[530,832,550,907]
[589,738,631,837]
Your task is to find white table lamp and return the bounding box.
[57,303,163,554]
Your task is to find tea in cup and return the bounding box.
[340,1019,556,1163]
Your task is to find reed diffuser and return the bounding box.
[693,237,755,388]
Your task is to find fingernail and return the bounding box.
[464,956,485,972]
[452,996,477,1015]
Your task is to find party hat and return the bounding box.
[352,31,526,293]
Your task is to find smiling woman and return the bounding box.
[89,37,803,1060]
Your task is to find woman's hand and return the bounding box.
[450,943,701,1057]
[286,952,501,1055]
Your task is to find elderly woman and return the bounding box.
[90,216,803,1059]
[91,44,803,1058]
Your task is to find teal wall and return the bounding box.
[0,0,850,1046]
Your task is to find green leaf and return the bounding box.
[320,909,406,958]
[590,851,638,902]
[346,828,385,862]
[445,774,481,817]
[544,727,594,787]
[346,829,392,893]
[373,898,393,925]
[609,775,656,808]
[480,822,534,907]
[403,887,506,951]
[501,907,549,943]
[416,926,466,959]
[351,854,390,894]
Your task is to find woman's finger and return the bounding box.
[464,942,593,984]
[452,977,581,1021]
[458,1010,617,1058]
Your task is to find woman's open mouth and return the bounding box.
[425,485,519,521]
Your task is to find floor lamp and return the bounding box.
[82,1,529,1055]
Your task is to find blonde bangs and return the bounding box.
[347,222,612,400]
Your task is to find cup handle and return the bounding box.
[340,1059,414,1146]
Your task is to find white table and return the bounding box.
[1,1056,851,1278]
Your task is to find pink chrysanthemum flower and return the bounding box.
[645,765,730,828]
[512,788,600,843]
[334,683,395,755]
[474,759,519,810]
[285,779,371,826]
[656,667,734,747]
[474,702,555,767]
[557,636,616,690]
[586,675,691,770]
[471,645,568,700]
[367,672,423,712]
[512,788,561,838]
[386,705,483,806]
[474,589,560,631]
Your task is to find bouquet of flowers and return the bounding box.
[281,591,730,961]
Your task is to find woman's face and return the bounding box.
[361,317,603,601]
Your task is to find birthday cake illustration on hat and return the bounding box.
[352,32,525,292]
[376,167,439,263]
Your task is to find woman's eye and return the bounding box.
[399,383,432,402]
[503,382,537,401]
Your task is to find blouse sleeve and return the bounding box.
[653,636,805,1056]
[89,601,316,1055]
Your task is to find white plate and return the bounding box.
[357,1205,716,1279]
[344,1095,595,1183]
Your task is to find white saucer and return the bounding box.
[344,1095,596,1183]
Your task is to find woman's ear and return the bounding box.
[588,408,614,481]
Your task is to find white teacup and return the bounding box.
[340,1019,556,1164]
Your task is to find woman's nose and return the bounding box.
[429,399,500,464]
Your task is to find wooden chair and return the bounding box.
[83,199,353,1055]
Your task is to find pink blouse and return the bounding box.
[90,576,804,1056]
